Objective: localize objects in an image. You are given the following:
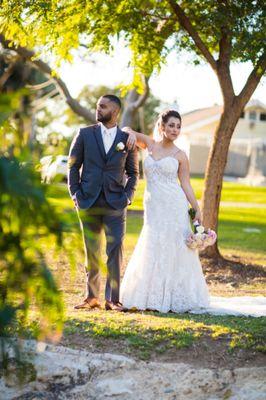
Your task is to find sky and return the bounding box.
[59,45,266,115]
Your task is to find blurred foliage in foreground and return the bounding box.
[0,92,73,375]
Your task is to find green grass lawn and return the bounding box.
[18,303,265,363]
[47,178,266,212]
[218,207,266,260]
[125,212,266,264]
[130,178,266,210]
[190,177,266,205]
[62,310,266,360]
[9,180,265,365]
[47,181,266,262]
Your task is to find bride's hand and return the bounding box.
[124,127,137,150]
[123,126,133,133]
[193,209,202,225]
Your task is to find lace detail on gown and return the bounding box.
[120,155,210,313]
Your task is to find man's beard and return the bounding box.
[96,111,112,123]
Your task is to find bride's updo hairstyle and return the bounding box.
[153,109,182,141]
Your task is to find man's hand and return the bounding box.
[72,193,79,209]
[124,127,137,150]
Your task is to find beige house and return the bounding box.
[179,100,266,181]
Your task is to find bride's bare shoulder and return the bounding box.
[174,147,187,161]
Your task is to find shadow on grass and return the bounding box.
[63,311,266,360]
[201,255,266,282]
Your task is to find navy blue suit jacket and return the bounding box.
[68,124,139,210]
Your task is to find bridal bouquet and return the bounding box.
[186,208,217,250]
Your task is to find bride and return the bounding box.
[121,109,210,313]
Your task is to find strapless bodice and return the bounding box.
[144,154,179,185]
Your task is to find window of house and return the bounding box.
[249,111,257,120]
[240,111,245,118]
[260,113,266,121]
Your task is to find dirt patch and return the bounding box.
[59,328,266,370]
[201,255,266,296]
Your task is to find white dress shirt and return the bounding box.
[100,123,117,154]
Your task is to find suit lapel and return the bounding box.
[106,127,124,162]
[93,124,106,161]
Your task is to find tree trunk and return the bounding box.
[120,78,149,128]
[201,50,265,260]
[120,89,139,127]
[201,100,243,258]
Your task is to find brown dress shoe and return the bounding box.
[105,301,123,311]
[74,297,101,310]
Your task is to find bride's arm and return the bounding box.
[123,127,154,150]
[177,152,202,223]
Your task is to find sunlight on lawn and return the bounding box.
[47,178,266,212]
[18,307,265,359]
[124,178,266,211]
[62,310,266,358]
[218,207,266,262]
[47,181,266,262]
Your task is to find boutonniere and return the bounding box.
[115,142,126,152]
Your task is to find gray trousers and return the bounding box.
[77,192,126,303]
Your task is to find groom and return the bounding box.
[68,95,139,311]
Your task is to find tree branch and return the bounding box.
[236,51,266,110]
[26,79,55,90]
[140,10,172,22]
[120,76,150,127]
[216,27,235,102]
[0,34,95,123]
[0,54,20,90]
[168,0,217,71]
[131,76,150,109]
[32,88,60,111]
[215,0,234,100]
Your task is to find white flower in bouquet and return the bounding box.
[196,225,205,234]
[195,233,202,240]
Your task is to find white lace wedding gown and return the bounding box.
[120,155,266,317]
[120,154,210,313]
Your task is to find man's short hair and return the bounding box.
[102,94,122,109]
